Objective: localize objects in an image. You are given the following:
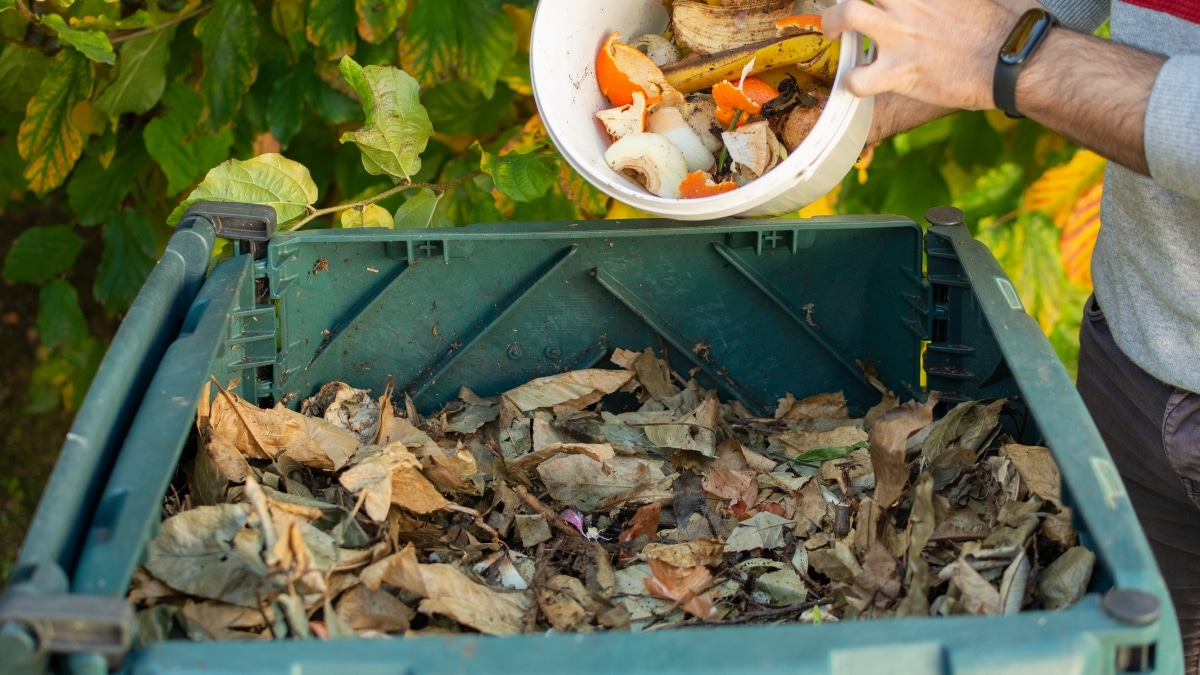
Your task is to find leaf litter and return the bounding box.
[130,347,1094,642]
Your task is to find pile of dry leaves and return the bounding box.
[129,347,1094,643]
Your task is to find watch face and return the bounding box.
[999,9,1052,65]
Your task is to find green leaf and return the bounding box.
[306,0,356,59]
[145,82,234,196]
[792,440,867,464]
[27,337,105,413]
[423,80,514,136]
[94,209,158,314]
[509,185,580,221]
[400,0,514,98]
[0,44,49,112]
[40,14,114,64]
[435,156,501,226]
[68,9,154,31]
[338,56,433,182]
[0,0,13,11]
[301,66,360,124]
[953,162,1024,225]
[17,48,94,195]
[3,225,83,283]
[950,111,1003,170]
[38,279,87,348]
[67,131,150,224]
[356,0,403,43]
[0,112,26,206]
[456,9,515,99]
[269,74,305,147]
[340,203,392,228]
[400,0,456,88]
[975,212,1070,334]
[271,0,308,56]
[168,153,319,228]
[892,115,953,157]
[0,5,26,38]
[477,144,556,203]
[196,0,259,130]
[393,189,445,229]
[95,27,173,121]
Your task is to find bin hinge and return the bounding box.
[0,592,133,665]
[181,201,277,260]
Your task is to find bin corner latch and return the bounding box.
[0,592,134,665]
[181,200,277,259]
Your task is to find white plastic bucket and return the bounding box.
[529,0,873,220]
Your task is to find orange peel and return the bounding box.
[712,76,780,127]
[596,31,678,108]
[775,13,823,34]
[679,170,738,198]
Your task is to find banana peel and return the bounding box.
[670,0,795,55]
[661,34,838,94]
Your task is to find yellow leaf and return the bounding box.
[18,50,94,195]
[503,4,533,53]
[1022,148,1105,226]
[605,199,658,220]
[799,183,840,217]
[1060,181,1101,289]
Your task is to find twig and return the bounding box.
[13,0,36,23]
[287,171,484,232]
[513,484,584,539]
[110,4,213,44]
[686,597,834,626]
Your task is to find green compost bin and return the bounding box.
[0,205,1183,675]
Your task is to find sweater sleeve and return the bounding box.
[1040,0,1110,32]
[1144,55,1200,200]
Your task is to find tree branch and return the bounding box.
[110,4,214,45]
[287,171,484,232]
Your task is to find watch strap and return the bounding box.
[993,9,1057,119]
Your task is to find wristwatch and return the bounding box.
[993,8,1058,119]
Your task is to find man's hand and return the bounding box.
[824,0,1166,175]
[823,0,1016,110]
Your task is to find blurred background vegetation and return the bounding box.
[0,0,1100,579]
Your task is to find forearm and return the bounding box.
[1016,28,1164,175]
[867,94,951,145]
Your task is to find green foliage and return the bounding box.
[0,0,1090,414]
[838,110,1094,372]
[3,226,83,283]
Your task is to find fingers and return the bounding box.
[822,0,892,41]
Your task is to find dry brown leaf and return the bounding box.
[537,574,605,631]
[501,369,635,412]
[379,544,533,635]
[643,558,718,619]
[619,502,662,559]
[179,600,267,641]
[630,347,681,400]
[1001,444,1062,505]
[850,541,902,609]
[334,584,414,632]
[201,430,252,483]
[775,391,849,422]
[940,560,1000,615]
[868,393,939,508]
[642,538,725,568]
[643,397,720,456]
[422,442,480,495]
[537,454,673,513]
[702,467,758,509]
[210,390,359,470]
[508,441,616,474]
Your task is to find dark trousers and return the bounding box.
[1077,295,1200,674]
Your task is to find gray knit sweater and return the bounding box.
[1039,0,1200,393]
